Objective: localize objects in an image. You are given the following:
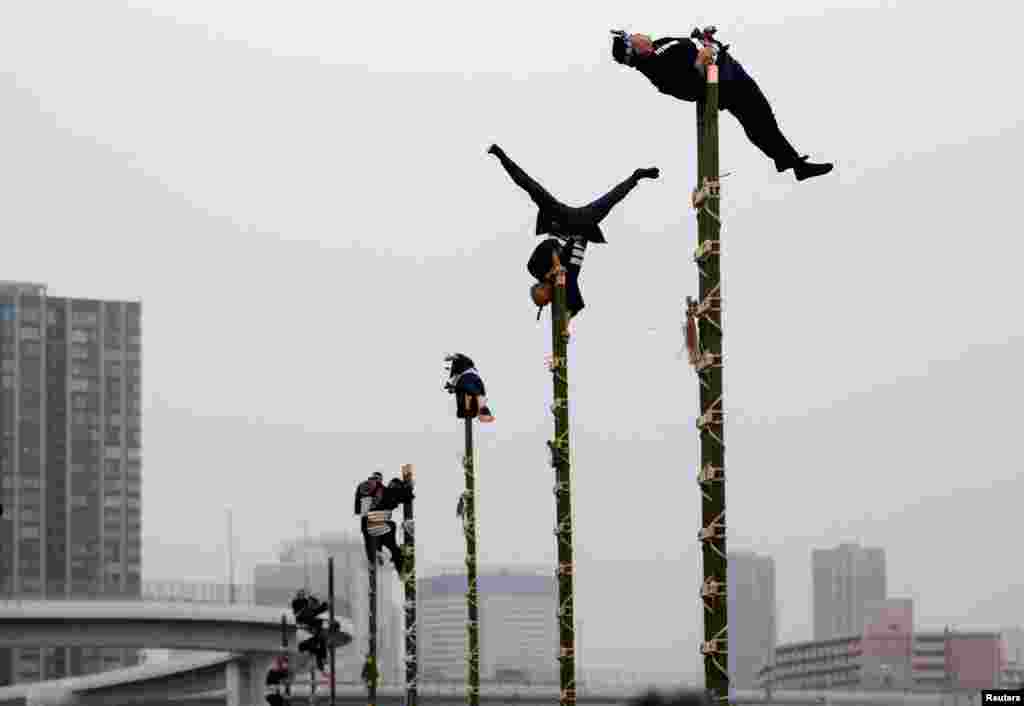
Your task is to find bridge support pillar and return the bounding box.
[225,654,274,706]
[225,659,243,706]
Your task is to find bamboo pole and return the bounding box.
[401,463,418,706]
[462,418,481,706]
[282,614,292,700]
[328,556,336,706]
[695,62,729,705]
[549,269,576,706]
[368,535,378,706]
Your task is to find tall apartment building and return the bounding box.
[812,543,886,642]
[418,570,557,684]
[253,532,405,685]
[728,551,777,689]
[0,281,142,685]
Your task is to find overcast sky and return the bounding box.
[2,0,1022,678]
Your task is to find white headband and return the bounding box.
[611,29,636,64]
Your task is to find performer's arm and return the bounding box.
[545,250,563,281]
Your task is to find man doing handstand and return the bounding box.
[488,144,660,328]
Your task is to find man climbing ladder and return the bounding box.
[611,28,833,181]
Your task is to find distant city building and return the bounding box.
[0,281,142,685]
[760,627,1013,692]
[253,531,404,685]
[418,569,557,684]
[859,598,914,689]
[728,551,777,689]
[812,543,886,641]
[1002,627,1024,668]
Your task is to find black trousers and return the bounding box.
[716,55,801,170]
[361,518,403,572]
[493,149,642,229]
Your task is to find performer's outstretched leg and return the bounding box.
[577,168,660,224]
[488,144,564,212]
[723,80,801,171]
[721,68,832,180]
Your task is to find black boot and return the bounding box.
[634,167,660,180]
[794,157,833,182]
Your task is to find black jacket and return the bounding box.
[527,237,586,315]
[634,36,754,109]
[634,37,705,102]
[534,208,607,245]
[354,480,377,515]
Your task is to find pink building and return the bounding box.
[944,632,1006,691]
[862,599,914,658]
[860,599,914,688]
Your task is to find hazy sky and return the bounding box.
[2,0,1022,677]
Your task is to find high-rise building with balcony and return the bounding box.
[728,551,777,689]
[0,281,142,685]
[418,569,557,684]
[812,543,886,642]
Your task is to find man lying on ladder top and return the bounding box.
[611,27,833,182]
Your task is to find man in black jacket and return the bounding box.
[354,472,406,576]
[611,30,832,181]
[488,143,660,326]
[354,472,384,565]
